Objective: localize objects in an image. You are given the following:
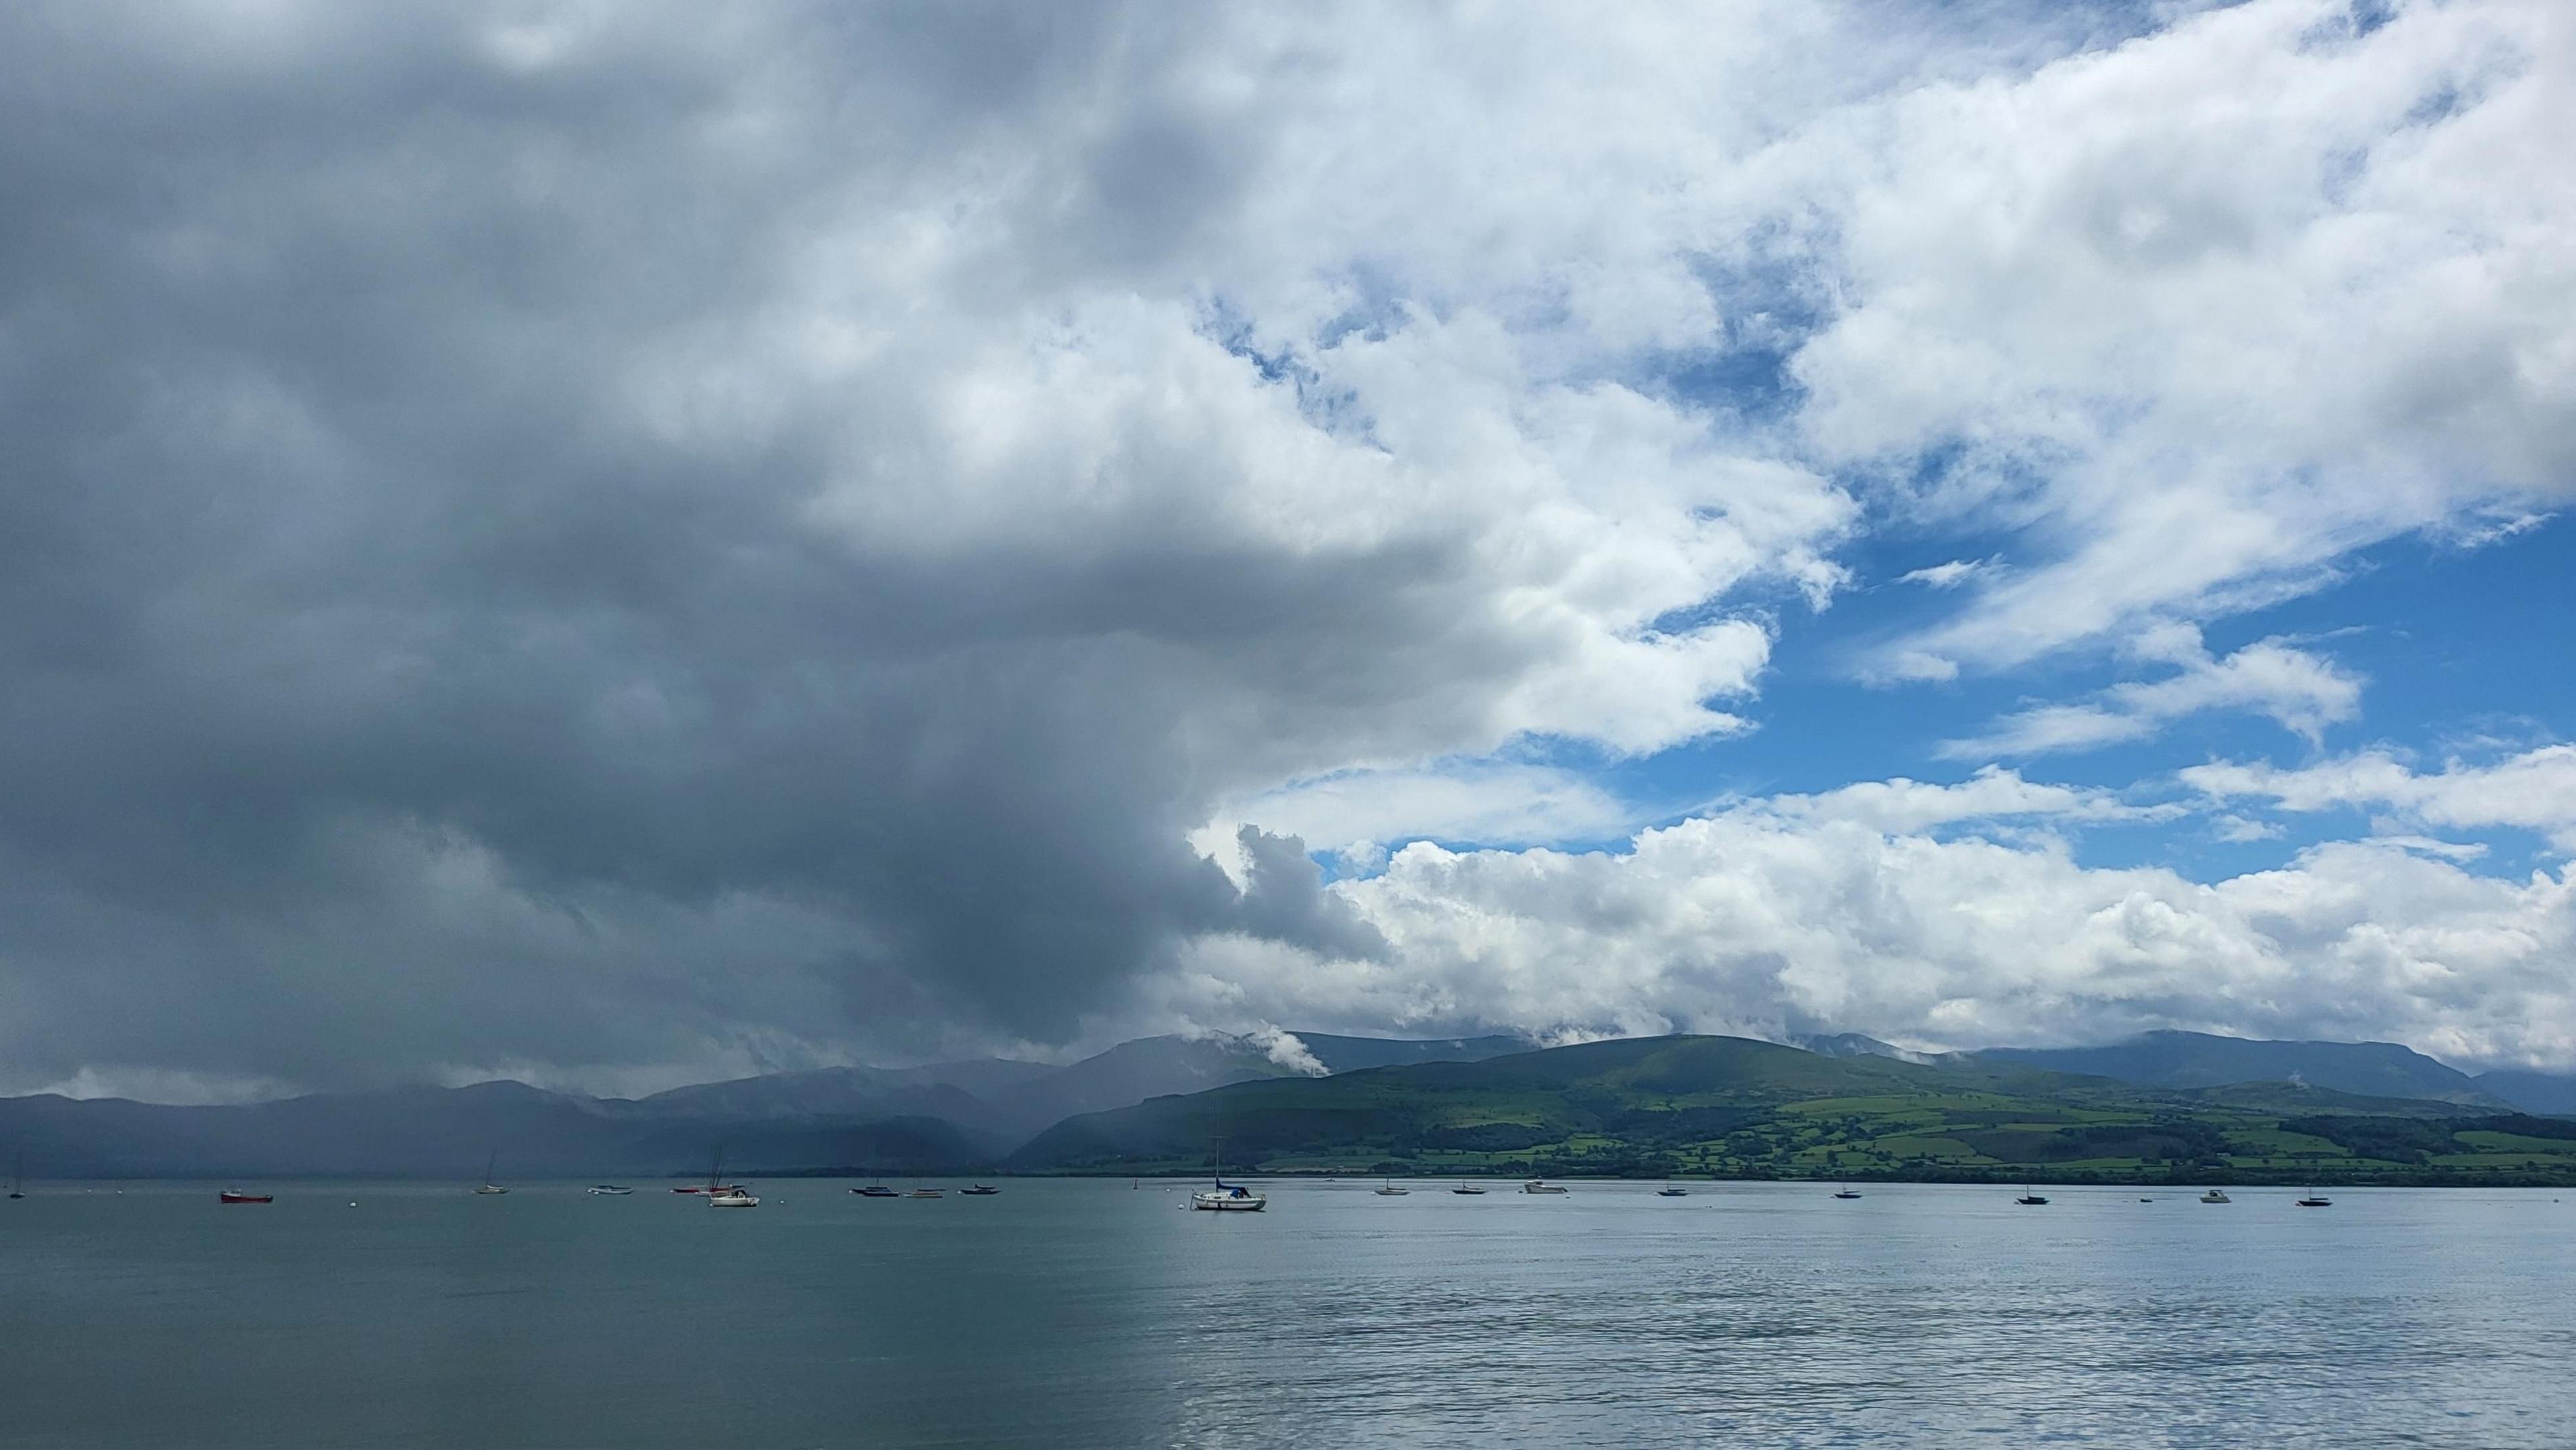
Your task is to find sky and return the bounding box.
[2,0,2572,1102]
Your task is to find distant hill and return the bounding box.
[2471,1070,2576,1116]
[1008,1034,2564,1186]
[1971,1031,2513,1107]
[0,1029,1529,1179]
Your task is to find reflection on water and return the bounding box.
[3,1180,2570,1447]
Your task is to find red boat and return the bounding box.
[219,1190,272,1204]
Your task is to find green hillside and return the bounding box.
[1008,1035,2576,1186]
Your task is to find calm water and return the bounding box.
[3,1178,2571,1447]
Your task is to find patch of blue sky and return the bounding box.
[1503,508,2576,886]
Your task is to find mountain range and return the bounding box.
[0,1027,2566,1181]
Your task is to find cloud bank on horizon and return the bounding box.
[2,0,2572,1099]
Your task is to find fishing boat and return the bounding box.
[961,1184,1001,1196]
[474,1151,508,1196]
[1189,1143,1267,1211]
[2015,1185,2049,1206]
[587,1185,634,1196]
[851,1184,900,1198]
[2200,1188,2231,1204]
[1374,1178,1410,1196]
[2296,1190,2333,1208]
[1451,1180,1487,1195]
[1521,1180,1568,1194]
[219,1190,272,1204]
[910,1187,945,1199]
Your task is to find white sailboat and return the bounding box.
[704,1150,757,1206]
[1190,1142,1267,1211]
[474,1151,508,1195]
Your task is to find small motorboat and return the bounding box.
[909,1187,944,1199]
[961,1184,1001,1196]
[852,1185,900,1198]
[2016,1186,2049,1205]
[709,1188,759,1208]
[587,1185,634,1196]
[1521,1180,1568,1194]
[2200,1189,2231,1204]
[219,1190,272,1204]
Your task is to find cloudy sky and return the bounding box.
[3,0,2572,1100]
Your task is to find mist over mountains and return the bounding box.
[2,1028,2566,1181]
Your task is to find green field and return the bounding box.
[1008,1035,2576,1186]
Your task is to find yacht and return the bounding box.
[1374,1179,1410,1196]
[2015,1186,2049,1206]
[710,1187,759,1208]
[1521,1180,1568,1194]
[474,1151,508,1195]
[2296,1190,2333,1208]
[852,1184,900,1198]
[2200,1189,2231,1204]
[1190,1144,1267,1211]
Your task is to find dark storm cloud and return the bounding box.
[0,0,1383,1088]
[1,0,1817,1094]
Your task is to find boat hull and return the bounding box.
[218,1192,272,1204]
[1191,1192,1267,1210]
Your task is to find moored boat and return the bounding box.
[219,1190,272,1204]
[588,1185,634,1196]
[1521,1180,1568,1194]
[2016,1185,2049,1205]
[851,1185,899,1197]
[909,1186,945,1199]
[2200,1189,2231,1204]
[2296,1190,2332,1207]
[961,1184,1001,1196]
[1451,1180,1487,1195]
[1190,1143,1267,1210]
[710,1188,759,1208]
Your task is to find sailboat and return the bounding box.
[704,1150,757,1207]
[2015,1184,2049,1205]
[474,1151,508,1195]
[7,1153,22,1199]
[2296,1188,2333,1208]
[1190,1141,1267,1211]
[1833,1182,1862,1199]
[1656,1177,1688,1197]
[1374,1178,1410,1196]
[1450,1180,1487,1195]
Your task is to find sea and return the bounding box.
[3,1178,2571,1448]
